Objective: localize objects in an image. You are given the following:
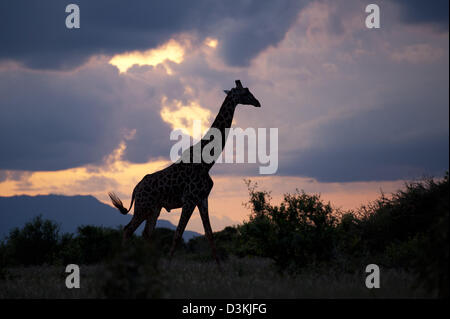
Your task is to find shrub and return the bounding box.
[238,181,337,270]
[75,225,123,264]
[187,226,238,261]
[5,215,62,265]
[98,241,164,298]
[151,227,178,255]
[0,240,8,279]
[358,174,449,297]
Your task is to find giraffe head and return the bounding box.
[224,80,261,107]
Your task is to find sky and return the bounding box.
[0,0,448,233]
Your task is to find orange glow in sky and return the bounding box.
[160,97,212,137]
[204,38,218,48]
[109,39,185,73]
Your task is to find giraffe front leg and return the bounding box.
[198,197,221,268]
[169,201,195,260]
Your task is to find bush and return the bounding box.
[75,225,123,264]
[358,174,449,297]
[211,175,448,297]
[0,240,8,279]
[98,241,164,298]
[5,215,62,265]
[237,181,337,270]
[151,228,178,255]
[0,217,186,267]
[187,226,238,261]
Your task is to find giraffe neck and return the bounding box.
[209,95,237,142]
[198,95,237,170]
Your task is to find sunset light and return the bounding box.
[109,39,185,73]
[204,38,218,48]
[160,97,212,137]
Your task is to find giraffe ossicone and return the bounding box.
[108,80,261,265]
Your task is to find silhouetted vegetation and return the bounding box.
[0,174,447,298]
[98,241,164,298]
[0,217,180,268]
[2,215,63,266]
[188,174,449,297]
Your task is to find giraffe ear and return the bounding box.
[223,90,230,94]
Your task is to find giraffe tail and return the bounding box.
[108,191,135,215]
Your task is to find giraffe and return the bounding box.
[108,80,261,265]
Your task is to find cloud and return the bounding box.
[0,170,31,183]
[216,0,306,67]
[390,44,445,64]
[209,0,449,182]
[109,39,185,73]
[278,118,449,182]
[0,32,239,172]
[0,136,170,198]
[0,59,173,171]
[160,97,212,136]
[391,0,449,31]
[0,0,448,184]
[0,0,306,70]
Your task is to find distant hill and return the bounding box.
[0,195,200,241]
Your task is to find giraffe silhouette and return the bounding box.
[108,80,261,265]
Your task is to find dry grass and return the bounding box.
[0,256,431,299]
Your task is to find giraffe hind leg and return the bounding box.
[123,211,145,244]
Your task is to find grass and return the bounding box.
[0,256,431,299]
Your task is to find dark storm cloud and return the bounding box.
[0,170,30,183]
[277,81,449,182]
[0,64,173,171]
[392,0,449,30]
[217,1,305,67]
[279,132,449,183]
[0,68,118,171]
[121,75,187,164]
[209,128,449,182]
[209,38,449,183]
[0,0,306,70]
